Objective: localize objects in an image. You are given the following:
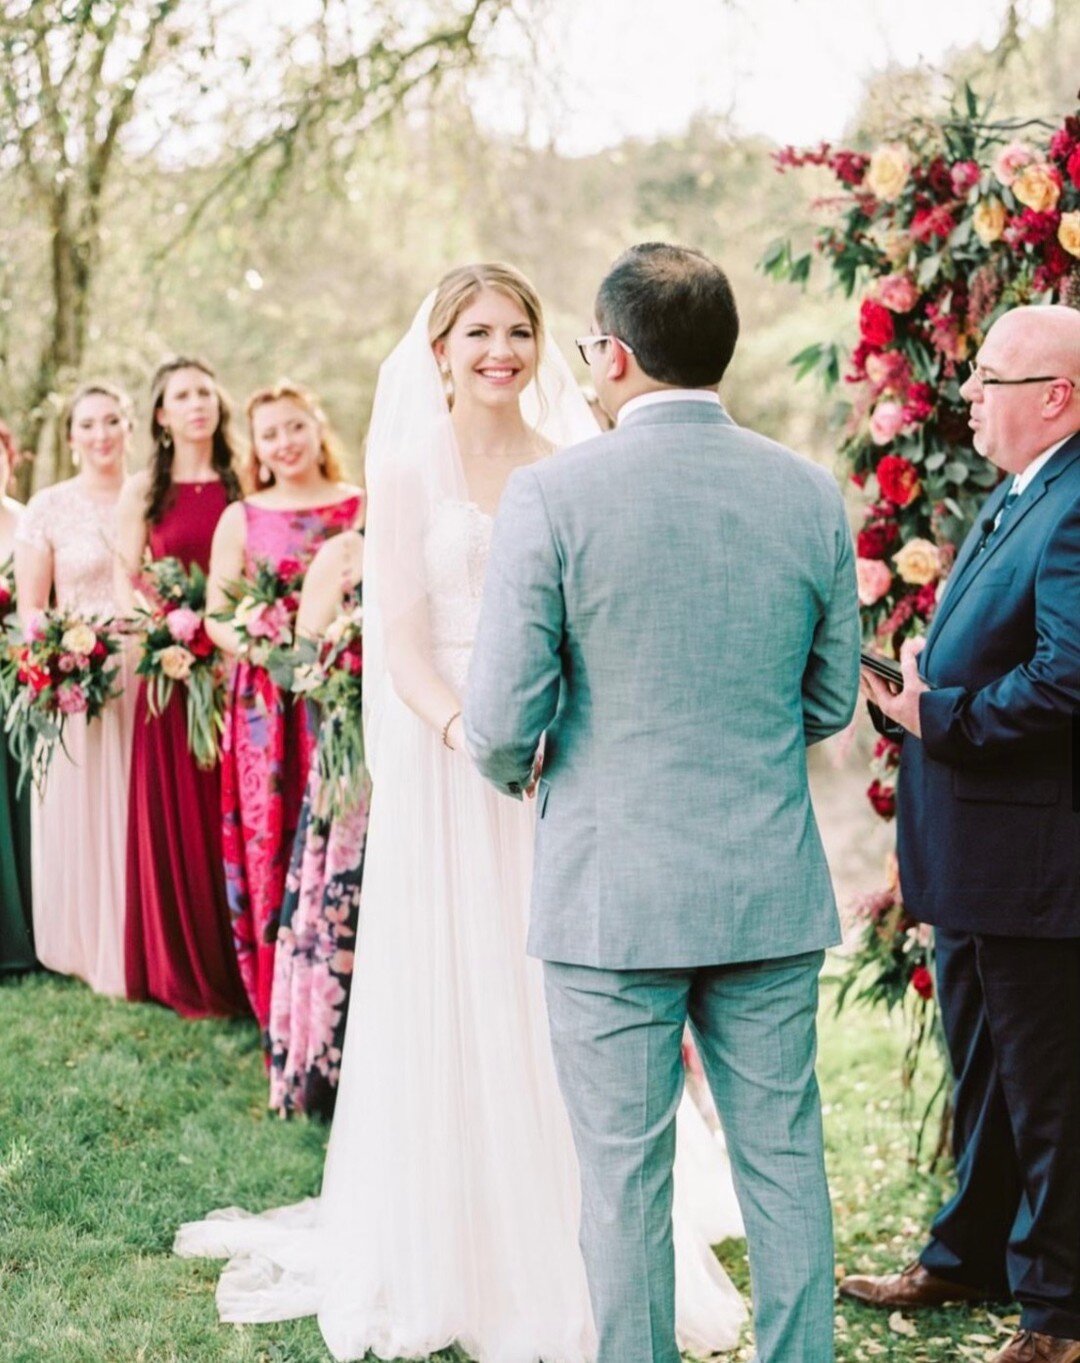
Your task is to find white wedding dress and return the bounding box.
[176,498,747,1361]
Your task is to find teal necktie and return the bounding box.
[978,483,1021,553]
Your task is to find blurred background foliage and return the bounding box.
[1,0,1078,489]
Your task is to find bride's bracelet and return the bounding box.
[441,709,462,750]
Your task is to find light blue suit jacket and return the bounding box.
[465,401,859,968]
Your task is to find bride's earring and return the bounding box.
[440,363,453,403]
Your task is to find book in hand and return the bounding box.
[860,650,904,688]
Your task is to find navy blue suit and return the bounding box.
[893,432,1080,1339]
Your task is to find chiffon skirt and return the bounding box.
[30,683,135,997]
[176,709,747,1361]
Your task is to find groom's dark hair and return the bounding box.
[595,243,739,387]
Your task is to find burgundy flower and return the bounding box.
[922,157,954,200]
[1004,208,1060,249]
[831,150,868,186]
[1050,128,1076,164]
[913,582,938,618]
[902,382,934,426]
[910,965,934,1000]
[867,779,896,819]
[857,519,900,559]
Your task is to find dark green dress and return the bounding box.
[0,554,34,974]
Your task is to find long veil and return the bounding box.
[361,293,599,780]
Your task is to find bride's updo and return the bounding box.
[427,262,546,357]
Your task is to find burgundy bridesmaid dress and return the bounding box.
[125,482,250,1019]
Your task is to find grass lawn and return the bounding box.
[0,969,1017,1363]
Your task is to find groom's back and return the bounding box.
[527,402,854,968]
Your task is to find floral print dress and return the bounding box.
[221,496,361,1040]
[268,587,368,1120]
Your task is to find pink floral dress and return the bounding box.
[221,496,361,1039]
[268,585,368,1119]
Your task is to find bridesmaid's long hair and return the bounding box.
[146,356,243,524]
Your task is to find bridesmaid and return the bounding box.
[14,383,137,996]
[268,527,367,1118]
[117,356,250,1019]
[0,419,34,975]
[207,381,361,1041]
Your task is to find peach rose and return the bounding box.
[973,198,1007,245]
[1011,162,1063,214]
[866,144,912,201]
[856,557,893,606]
[869,400,908,447]
[893,538,941,586]
[159,644,194,681]
[1058,211,1080,259]
[993,140,1036,187]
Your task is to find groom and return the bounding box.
[465,243,859,1363]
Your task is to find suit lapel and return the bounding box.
[926,433,1080,656]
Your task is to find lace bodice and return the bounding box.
[424,500,493,693]
[15,478,121,616]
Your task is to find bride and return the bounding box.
[176,263,747,1362]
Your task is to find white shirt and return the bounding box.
[616,389,722,426]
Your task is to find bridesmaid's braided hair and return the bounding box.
[146,356,244,524]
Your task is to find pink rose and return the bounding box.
[993,139,1036,187]
[165,606,201,644]
[856,557,893,606]
[56,683,88,715]
[875,275,919,313]
[245,599,290,642]
[950,160,981,196]
[869,400,908,446]
[57,654,78,674]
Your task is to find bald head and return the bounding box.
[962,304,1080,472]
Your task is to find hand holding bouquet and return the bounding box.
[291,600,367,821]
[217,556,304,672]
[132,555,226,770]
[1,608,124,793]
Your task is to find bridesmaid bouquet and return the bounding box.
[132,555,227,770]
[217,556,304,674]
[1,608,124,793]
[291,602,367,820]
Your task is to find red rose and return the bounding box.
[922,157,954,199]
[911,205,956,243]
[910,965,934,1000]
[283,594,300,614]
[189,626,214,659]
[867,779,895,820]
[346,650,363,676]
[876,454,921,508]
[858,299,895,349]
[91,639,107,660]
[856,520,899,559]
[1050,128,1076,163]
[277,558,303,583]
[1066,147,1080,191]
[913,582,938,619]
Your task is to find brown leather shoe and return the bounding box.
[991,1332,1080,1362]
[837,1259,990,1308]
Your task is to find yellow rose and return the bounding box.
[866,143,911,201]
[893,538,941,586]
[159,644,194,681]
[60,622,97,657]
[1011,162,1062,214]
[1059,211,1080,260]
[972,198,1006,245]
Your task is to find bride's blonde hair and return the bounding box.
[427,262,546,358]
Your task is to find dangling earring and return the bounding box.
[258,462,272,486]
[160,428,173,451]
[440,364,453,403]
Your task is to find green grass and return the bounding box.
[0,970,1017,1362]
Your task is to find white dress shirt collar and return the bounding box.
[1011,434,1072,497]
[616,389,722,427]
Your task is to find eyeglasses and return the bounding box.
[575,334,635,366]
[965,362,1076,390]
